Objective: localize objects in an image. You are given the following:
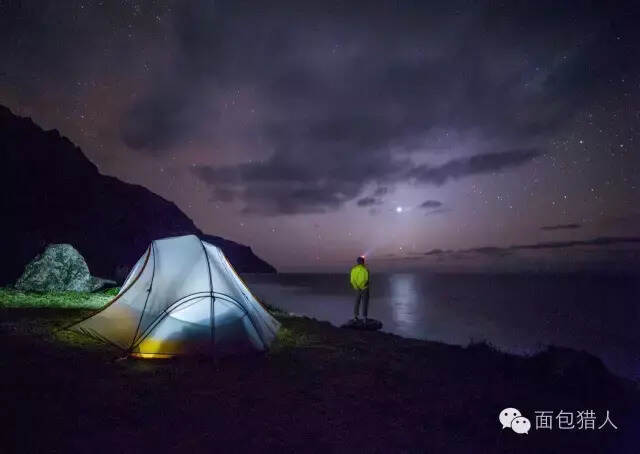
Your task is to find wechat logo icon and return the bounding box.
[499,407,531,434]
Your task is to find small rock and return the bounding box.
[89,276,117,292]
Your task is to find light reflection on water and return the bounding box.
[389,273,419,329]
[244,272,640,380]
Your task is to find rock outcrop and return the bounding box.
[15,244,100,292]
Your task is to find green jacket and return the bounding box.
[350,264,369,290]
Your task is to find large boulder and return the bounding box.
[15,244,95,292]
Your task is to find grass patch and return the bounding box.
[101,286,120,296]
[0,287,112,309]
[269,323,339,354]
[270,326,314,352]
[52,325,113,350]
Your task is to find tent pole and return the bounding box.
[199,238,215,358]
[128,241,156,354]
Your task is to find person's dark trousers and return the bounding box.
[354,286,370,318]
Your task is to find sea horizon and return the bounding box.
[244,271,640,381]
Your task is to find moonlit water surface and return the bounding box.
[243,272,640,380]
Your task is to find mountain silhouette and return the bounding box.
[0,104,275,285]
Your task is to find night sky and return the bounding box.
[2,1,639,272]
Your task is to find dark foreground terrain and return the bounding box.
[1,308,638,453]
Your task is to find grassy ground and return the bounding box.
[0,287,118,309]
[1,290,638,453]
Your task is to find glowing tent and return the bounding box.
[70,235,279,358]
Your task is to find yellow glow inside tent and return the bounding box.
[129,352,175,359]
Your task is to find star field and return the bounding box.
[1,0,639,271]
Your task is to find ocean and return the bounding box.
[243,272,640,380]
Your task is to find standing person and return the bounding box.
[350,256,370,322]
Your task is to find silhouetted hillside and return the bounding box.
[0,104,275,285]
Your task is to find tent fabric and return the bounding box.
[70,235,280,358]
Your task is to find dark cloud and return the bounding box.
[3,1,639,161]
[424,207,452,217]
[409,149,541,186]
[108,0,631,213]
[357,197,382,207]
[373,187,389,197]
[540,223,582,231]
[420,200,443,209]
[193,148,538,214]
[509,236,640,251]
[379,237,640,271]
[192,146,408,214]
[460,246,514,257]
[423,236,640,259]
